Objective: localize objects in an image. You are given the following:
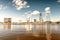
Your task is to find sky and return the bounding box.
[0,0,60,22]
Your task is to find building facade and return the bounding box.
[4,18,11,30]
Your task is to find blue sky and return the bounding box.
[0,0,60,22]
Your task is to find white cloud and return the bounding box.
[24,11,30,15]
[0,4,7,10]
[45,7,50,11]
[57,0,60,2]
[45,7,51,13]
[12,0,30,10]
[24,10,40,18]
[31,10,40,15]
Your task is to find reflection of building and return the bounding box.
[4,18,11,30]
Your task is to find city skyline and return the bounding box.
[0,0,60,22]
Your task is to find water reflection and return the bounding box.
[4,25,11,30]
[45,22,51,40]
[0,24,60,32]
[0,24,60,40]
[25,24,32,32]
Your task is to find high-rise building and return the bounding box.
[46,13,51,21]
[39,13,43,23]
[34,19,36,22]
[4,18,11,30]
[45,7,51,40]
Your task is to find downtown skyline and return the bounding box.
[0,0,60,22]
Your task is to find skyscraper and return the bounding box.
[45,7,51,40]
[39,13,43,23]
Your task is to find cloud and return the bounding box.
[24,11,31,15]
[24,10,40,18]
[57,0,60,2]
[45,7,51,13]
[45,7,50,11]
[31,10,40,15]
[0,4,7,10]
[12,0,30,10]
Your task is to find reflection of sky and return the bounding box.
[0,0,60,22]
